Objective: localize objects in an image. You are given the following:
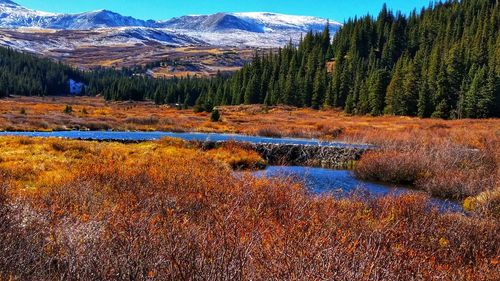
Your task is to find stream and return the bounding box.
[252,166,461,212]
[0,131,461,211]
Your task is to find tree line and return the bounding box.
[329,0,499,119]
[0,0,498,119]
[0,47,83,97]
[193,0,499,118]
[0,46,216,108]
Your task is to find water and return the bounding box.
[0,131,371,149]
[252,166,462,212]
[0,130,460,211]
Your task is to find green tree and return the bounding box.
[368,69,390,115]
[210,108,221,122]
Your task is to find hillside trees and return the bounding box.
[0,0,498,119]
[192,0,498,119]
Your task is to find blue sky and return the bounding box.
[15,1,432,22]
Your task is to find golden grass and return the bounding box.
[0,136,498,280]
[99,58,124,67]
[1,96,497,144]
[1,96,498,211]
[0,136,265,191]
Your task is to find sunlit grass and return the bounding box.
[1,97,498,212]
[0,136,498,280]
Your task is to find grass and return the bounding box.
[0,137,265,189]
[0,136,498,280]
[0,96,498,211]
[0,97,500,199]
[353,129,499,215]
[204,141,266,170]
[0,97,497,142]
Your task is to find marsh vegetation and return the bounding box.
[0,136,498,280]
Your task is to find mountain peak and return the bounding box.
[88,9,117,15]
[0,1,341,49]
[0,0,19,6]
[161,13,263,32]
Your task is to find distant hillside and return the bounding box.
[0,47,82,97]
[0,44,217,105]
[0,0,341,50]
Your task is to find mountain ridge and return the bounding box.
[0,0,342,61]
[0,0,341,32]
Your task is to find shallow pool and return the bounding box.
[252,166,462,212]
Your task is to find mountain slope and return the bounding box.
[234,12,340,32]
[159,12,341,33]
[0,1,151,29]
[0,1,340,34]
[0,0,56,28]
[0,0,342,65]
[46,10,152,30]
[158,13,264,33]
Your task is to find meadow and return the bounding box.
[1,96,498,209]
[0,136,498,280]
[0,96,499,279]
[1,96,498,140]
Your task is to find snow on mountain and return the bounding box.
[158,12,340,34]
[0,1,150,29]
[46,10,152,30]
[156,13,340,48]
[0,0,57,28]
[0,27,207,54]
[158,13,265,33]
[104,27,206,46]
[233,12,341,33]
[0,0,342,50]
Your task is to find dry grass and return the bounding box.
[353,128,499,215]
[0,97,497,142]
[0,136,498,280]
[0,97,498,211]
[0,137,265,190]
[204,141,267,170]
[355,141,497,197]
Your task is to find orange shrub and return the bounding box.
[205,141,266,170]
[355,134,498,203]
[0,137,498,280]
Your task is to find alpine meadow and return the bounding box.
[0,0,499,280]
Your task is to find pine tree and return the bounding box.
[385,58,405,115]
[432,64,451,119]
[368,69,390,115]
[401,58,419,116]
[312,68,326,109]
[244,74,260,104]
[417,79,432,118]
[477,68,495,118]
[464,66,487,118]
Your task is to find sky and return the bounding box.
[14,1,432,22]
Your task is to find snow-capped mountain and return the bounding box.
[234,12,337,33]
[153,12,340,47]
[157,12,339,33]
[0,0,340,33]
[0,0,152,29]
[157,13,265,33]
[0,0,57,28]
[44,10,153,30]
[0,0,341,52]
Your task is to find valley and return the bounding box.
[0,25,259,75]
[0,0,340,74]
[0,0,498,280]
[1,95,498,208]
